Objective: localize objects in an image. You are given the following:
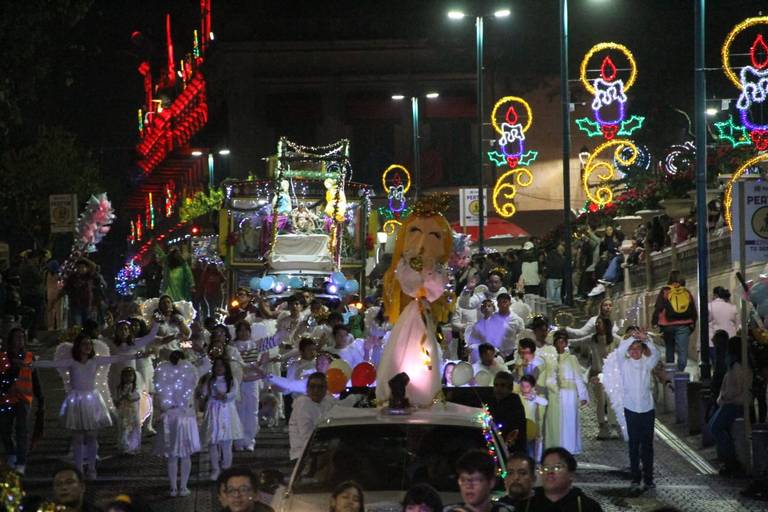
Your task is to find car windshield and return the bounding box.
[291,423,488,493]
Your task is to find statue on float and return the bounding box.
[376,195,454,407]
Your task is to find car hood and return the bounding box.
[274,490,463,511]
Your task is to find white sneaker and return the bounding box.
[169,489,178,497]
[210,469,220,481]
[179,488,191,497]
[14,465,25,475]
[86,469,97,480]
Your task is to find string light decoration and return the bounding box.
[164,182,177,217]
[478,404,507,478]
[146,192,155,230]
[382,219,402,235]
[715,116,753,148]
[663,141,696,177]
[487,96,538,169]
[492,167,533,218]
[720,17,768,148]
[724,152,768,230]
[115,260,143,296]
[0,467,24,512]
[575,42,644,140]
[381,164,411,217]
[582,140,639,207]
[614,143,651,178]
[487,96,537,219]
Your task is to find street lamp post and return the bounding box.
[393,93,439,199]
[448,7,509,253]
[476,14,485,253]
[412,96,422,199]
[559,0,573,306]
[694,0,711,380]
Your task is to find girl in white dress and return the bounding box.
[115,367,142,455]
[232,320,266,452]
[154,351,201,497]
[197,357,243,481]
[33,333,145,477]
[519,374,548,461]
[154,295,192,358]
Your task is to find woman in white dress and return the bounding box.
[197,357,243,481]
[154,350,201,497]
[33,333,145,478]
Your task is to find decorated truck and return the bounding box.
[221,137,371,302]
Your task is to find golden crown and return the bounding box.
[411,193,451,217]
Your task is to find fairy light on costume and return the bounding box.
[575,42,644,140]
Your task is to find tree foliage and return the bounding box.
[0,127,101,247]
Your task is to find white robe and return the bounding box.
[545,351,588,454]
[375,260,446,407]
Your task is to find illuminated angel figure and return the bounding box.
[376,195,454,407]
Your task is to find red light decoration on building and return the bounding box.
[135,3,212,175]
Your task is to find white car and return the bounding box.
[272,402,509,512]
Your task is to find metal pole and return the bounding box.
[694,0,710,381]
[559,0,573,306]
[476,15,485,253]
[738,181,752,473]
[412,96,421,199]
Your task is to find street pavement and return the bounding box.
[16,354,768,511]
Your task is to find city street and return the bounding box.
[17,345,767,512]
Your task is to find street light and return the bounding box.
[705,107,718,116]
[392,92,440,199]
[218,148,231,155]
[447,5,510,253]
[559,0,573,305]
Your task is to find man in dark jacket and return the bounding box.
[488,371,527,454]
[517,447,603,512]
[217,467,274,512]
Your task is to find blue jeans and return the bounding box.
[624,408,655,484]
[0,403,30,466]
[546,279,562,304]
[708,403,743,460]
[602,255,623,283]
[662,324,692,372]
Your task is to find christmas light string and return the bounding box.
[576,42,644,140]
[582,140,639,207]
[720,17,768,147]
[478,404,507,478]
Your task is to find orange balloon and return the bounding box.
[326,368,347,394]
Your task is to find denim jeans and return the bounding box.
[708,403,743,460]
[0,402,30,466]
[601,255,623,283]
[662,324,692,371]
[624,408,655,484]
[546,279,562,304]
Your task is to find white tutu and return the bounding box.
[154,408,201,458]
[60,390,113,431]
[204,399,244,444]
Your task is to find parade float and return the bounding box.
[221,137,371,300]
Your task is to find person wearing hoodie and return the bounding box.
[517,447,603,512]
